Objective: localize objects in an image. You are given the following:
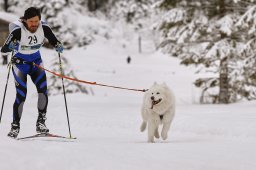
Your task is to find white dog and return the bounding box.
[140,82,175,143]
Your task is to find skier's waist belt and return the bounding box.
[12,57,33,65]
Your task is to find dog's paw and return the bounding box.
[161,132,168,140]
[148,139,155,143]
[148,135,155,143]
[154,130,160,138]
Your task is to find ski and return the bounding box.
[17,133,77,140]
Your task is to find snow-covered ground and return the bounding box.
[1,33,256,170]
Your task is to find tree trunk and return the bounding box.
[87,0,109,12]
[88,0,98,11]
[4,0,8,12]
[219,57,229,104]
[218,0,226,16]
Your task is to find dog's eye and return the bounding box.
[152,93,154,95]
[156,92,160,95]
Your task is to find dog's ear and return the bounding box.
[162,82,168,87]
[162,82,170,90]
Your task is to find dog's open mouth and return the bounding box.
[151,99,162,109]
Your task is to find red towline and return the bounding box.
[33,63,148,92]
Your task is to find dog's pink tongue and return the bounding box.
[151,101,154,109]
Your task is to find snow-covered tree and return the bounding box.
[156,0,256,103]
[234,5,256,100]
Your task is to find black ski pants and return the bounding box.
[12,59,48,123]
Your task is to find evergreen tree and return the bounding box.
[234,5,256,100]
[156,0,256,103]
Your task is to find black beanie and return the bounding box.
[23,7,41,20]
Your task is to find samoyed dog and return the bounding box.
[140,82,175,143]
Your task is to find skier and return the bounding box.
[0,7,64,138]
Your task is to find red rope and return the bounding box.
[33,63,147,92]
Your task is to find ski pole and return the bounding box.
[0,49,14,123]
[58,52,72,138]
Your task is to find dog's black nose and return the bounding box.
[151,96,154,100]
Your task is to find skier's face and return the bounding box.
[25,16,40,33]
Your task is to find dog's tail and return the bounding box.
[140,121,147,132]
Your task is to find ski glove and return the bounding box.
[8,41,19,51]
[55,43,64,53]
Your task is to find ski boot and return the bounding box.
[7,122,20,138]
[36,112,49,134]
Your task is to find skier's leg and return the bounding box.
[31,63,49,133]
[12,66,28,123]
[8,65,28,138]
[31,64,48,113]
